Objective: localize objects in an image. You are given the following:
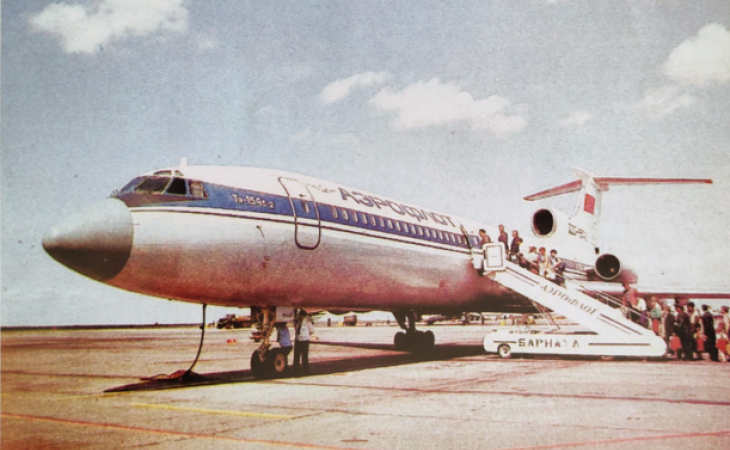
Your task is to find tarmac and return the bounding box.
[2,324,729,449]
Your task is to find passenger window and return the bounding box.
[371,215,378,227]
[353,211,359,223]
[135,176,170,193]
[409,224,416,234]
[166,178,187,195]
[331,206,339,219]
[361,213,368,224]
[424,228,431,238]
[395,221,401,231]
[189,181,207,198]
[387,219,393,230]
[301,200,310,214]
[416,226,423,236]
[342,209,349,221]
[438,231,444,240]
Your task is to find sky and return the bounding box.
[2,0,730,326]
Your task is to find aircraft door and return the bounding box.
[279,177,321,249]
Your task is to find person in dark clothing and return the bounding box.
[498,224,509,251]
[478,229,491,247]
[663,304,676,355]
[675,306,695,361]
[686,302,701,360]
[701,304,719,361]
[509,230,522,260]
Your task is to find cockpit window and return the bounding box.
[189,181,207,198]
[166,178,187,195]
[130,175,207,199]
[153,170,172,176]
[135,176,170,193]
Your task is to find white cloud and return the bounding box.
[291,127,359,146]
[195,32,218,51]
[558,110,593,128]
[29,0,189,54]
[664,23,730,86]
[369,78,527,138]
[636,85,696,120]
[319,71,389,104]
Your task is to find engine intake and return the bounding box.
[594,253,621,281]
[531,208,569,239]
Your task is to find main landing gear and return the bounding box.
[393,310,435,352]
[250,307,289,379]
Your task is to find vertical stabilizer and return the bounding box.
[524,167,712,249]
[568,167,604,247]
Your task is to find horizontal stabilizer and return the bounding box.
[525,167,712,201]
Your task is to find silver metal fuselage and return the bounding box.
[44,165,595,314]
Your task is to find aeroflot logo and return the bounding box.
[339,188,455,227]
[541,284,597,315]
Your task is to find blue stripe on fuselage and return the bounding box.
[123,180,476,250]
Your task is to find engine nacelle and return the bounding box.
[531,208,569,240]
[592,253,638,283]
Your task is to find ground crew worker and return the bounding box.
[293,310,315,375]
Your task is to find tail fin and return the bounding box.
[524,167,712,248]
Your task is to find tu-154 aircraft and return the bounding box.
[42,161,727,375]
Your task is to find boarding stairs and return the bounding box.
[478,243,667,357]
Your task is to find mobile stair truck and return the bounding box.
[478,243,667,359]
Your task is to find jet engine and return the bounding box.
[531,208,569,239]
[594,253,621,281]
[591,253,638,283]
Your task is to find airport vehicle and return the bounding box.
[42,162,728,376]
[484,328,641,359]
[216,313,252,329]
[343,314,357,326]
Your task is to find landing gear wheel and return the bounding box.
[497,344,512,359]
[394,332,407,350]
[271,349,288,376]
[422,330,435,349]
[251,351,265,378]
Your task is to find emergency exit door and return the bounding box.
[278,177,321,249]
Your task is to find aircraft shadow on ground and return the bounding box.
[104,342,486,393]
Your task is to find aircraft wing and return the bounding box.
[572,281,730,301]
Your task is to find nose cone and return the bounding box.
[43,198,133,281]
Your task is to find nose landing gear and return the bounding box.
[250,307,290,379]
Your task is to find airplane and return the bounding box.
[42,160,727,376]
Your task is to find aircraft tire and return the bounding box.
[394,332,407,350]
[251,351,265,378]
[271,349,288,377]
[422,330,435,349]
[497,344,512,359]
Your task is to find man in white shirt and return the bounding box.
[293,310,315,375]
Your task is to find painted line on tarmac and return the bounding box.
[131,402,294,419]
[499,429,730,450]
[1,413,363,450]
[278,380,730,406]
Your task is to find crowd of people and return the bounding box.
[622,284,730,362]
[479,225,730,362]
